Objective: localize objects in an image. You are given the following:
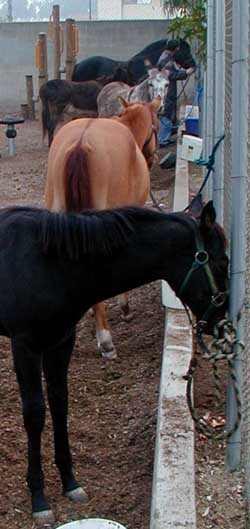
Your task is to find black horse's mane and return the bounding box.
[39,206,169,260]
[2,205,212,261]
[131,39,167,60]
[3,204,226,262]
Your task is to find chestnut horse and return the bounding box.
[45,98,161,359]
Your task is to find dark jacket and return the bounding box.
[158,60,188,121]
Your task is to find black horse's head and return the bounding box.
[178,201,229,334]
[174,38,197,69]
[127,38,196,84]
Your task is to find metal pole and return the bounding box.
[226,0,248,471]
[206,0,215,201]
[89,0,92,20]
[213,0,225,224]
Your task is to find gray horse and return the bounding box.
[97,68,169,117]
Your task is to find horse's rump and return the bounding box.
[45,117,144,213]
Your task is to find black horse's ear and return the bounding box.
[200,201,216,233]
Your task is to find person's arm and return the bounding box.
[157,50,168,69]
[169,69,188,82]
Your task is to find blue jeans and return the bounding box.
[158,115,173,146]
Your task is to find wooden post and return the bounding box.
[52,4,61,79]
[20,104,29,120]
[38,32,48,91]
[65,18,76,80]
[25,75,35,120]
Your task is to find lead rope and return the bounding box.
[184,318,244,439]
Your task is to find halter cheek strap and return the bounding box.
[178,228,228,331]
[142,125,158,167]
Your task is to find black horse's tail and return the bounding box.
[39,84,50,142]
[72,63,78,81]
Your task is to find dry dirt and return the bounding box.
[0,113,246,529]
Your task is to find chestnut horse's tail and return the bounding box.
[64,139,92,212]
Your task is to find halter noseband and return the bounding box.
[178,220,228,333]
[142,124,158,167]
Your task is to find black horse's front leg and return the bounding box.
[43,331,87,503]
[12,337,55,526]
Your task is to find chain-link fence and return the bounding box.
[243,0,250,515]
[203,0,250,518]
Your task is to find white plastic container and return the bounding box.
[181,134,203,162]
[57,519,127,529]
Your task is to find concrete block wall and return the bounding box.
[0,19,170,110]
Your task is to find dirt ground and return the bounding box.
[0,114,246,529]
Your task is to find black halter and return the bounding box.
[142,124,158,166]
[177,219,228,333]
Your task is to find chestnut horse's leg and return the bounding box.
[12,336,54,526]
[94,302,117,360]
[119,293,134,322]
[43,331,87,504]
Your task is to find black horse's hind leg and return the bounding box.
[12,337,54,525]
[43,331,87,503]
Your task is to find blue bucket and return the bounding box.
[185,118,199,136]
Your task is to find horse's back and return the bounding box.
[132,39,167,62]
[72,56,121,82]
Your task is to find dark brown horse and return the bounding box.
[39,79,102,146]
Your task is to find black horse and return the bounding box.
[0,202,228,525]
[72,38,196,85]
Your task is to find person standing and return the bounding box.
[157,40,195,147]
[157,38,180,70]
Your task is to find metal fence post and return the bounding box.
[214,0,225,224]
[226,0,249,471]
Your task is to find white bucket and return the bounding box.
[57,519,127,529]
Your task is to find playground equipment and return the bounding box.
[0,117,25,157]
